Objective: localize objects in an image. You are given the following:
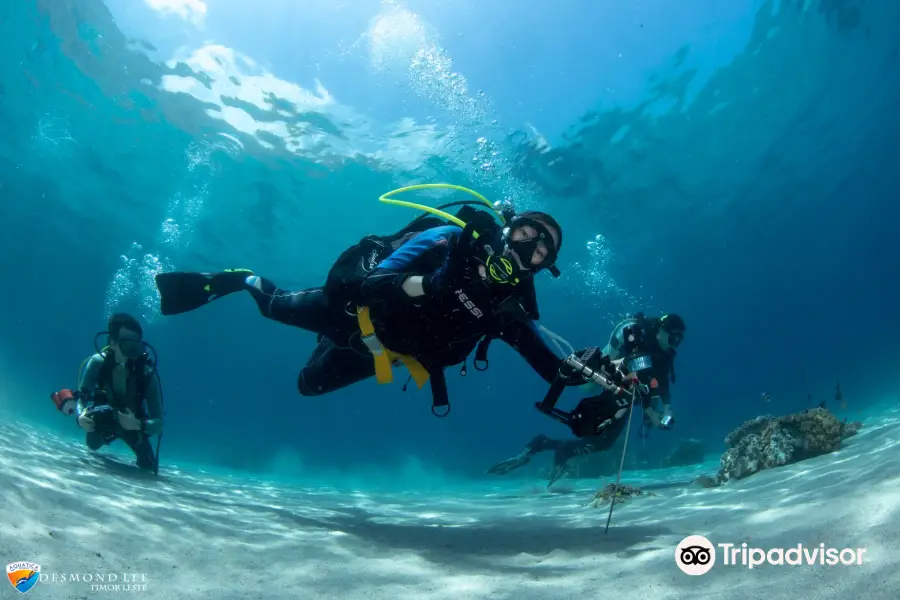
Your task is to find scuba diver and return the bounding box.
[487,312,686,487]
[50,313,164,473]
[153,185,594,414]
[602,312,684,430]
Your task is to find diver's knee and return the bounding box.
[85,432,106,451]
[296,369,327,397]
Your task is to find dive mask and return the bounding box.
[118,337,145,360]
[485,216,560,285]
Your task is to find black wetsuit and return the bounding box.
[244,225,563,399]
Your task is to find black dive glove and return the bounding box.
[422,223,490,302]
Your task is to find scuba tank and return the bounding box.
[323,201,512,309]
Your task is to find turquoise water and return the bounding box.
[2,0,898,489]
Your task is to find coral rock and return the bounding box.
[590,483,654,508]
[716,408,862,484]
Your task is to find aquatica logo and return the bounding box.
[7,562,41,594]
[675,535,716,575]
[7,564,150,593]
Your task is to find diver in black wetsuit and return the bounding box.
[154,205,590,413]
[487,313,686,486]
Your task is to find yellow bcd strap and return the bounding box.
[356,306,430,389]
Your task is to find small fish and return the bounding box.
[761,392,771,403]
[807,394,813,408]
[836,381,846,410]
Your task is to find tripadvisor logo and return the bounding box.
[675,536,715,575]
[674,536,868,574]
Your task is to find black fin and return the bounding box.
[155,272,216,316]
[155,270,251,316]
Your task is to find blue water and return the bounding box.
[1,0,897,490]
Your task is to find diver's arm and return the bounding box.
[75,354,104,414]
[656,369,673,407]
[360,226,460,304]
[640,360,674,429]
[140,369,164,436]
[497,319,563,384]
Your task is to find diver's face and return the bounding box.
[657,328,684,352]
[112,327,143,361]
[508,223,555,269]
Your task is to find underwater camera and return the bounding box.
[79,390,118,431]
[536,348,640,438]
[50,389,116,430]
[84,403,117,431]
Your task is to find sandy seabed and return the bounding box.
[2,411,899,599]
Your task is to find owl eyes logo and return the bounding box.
[681,545,712,565]
[675,536,716,575]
